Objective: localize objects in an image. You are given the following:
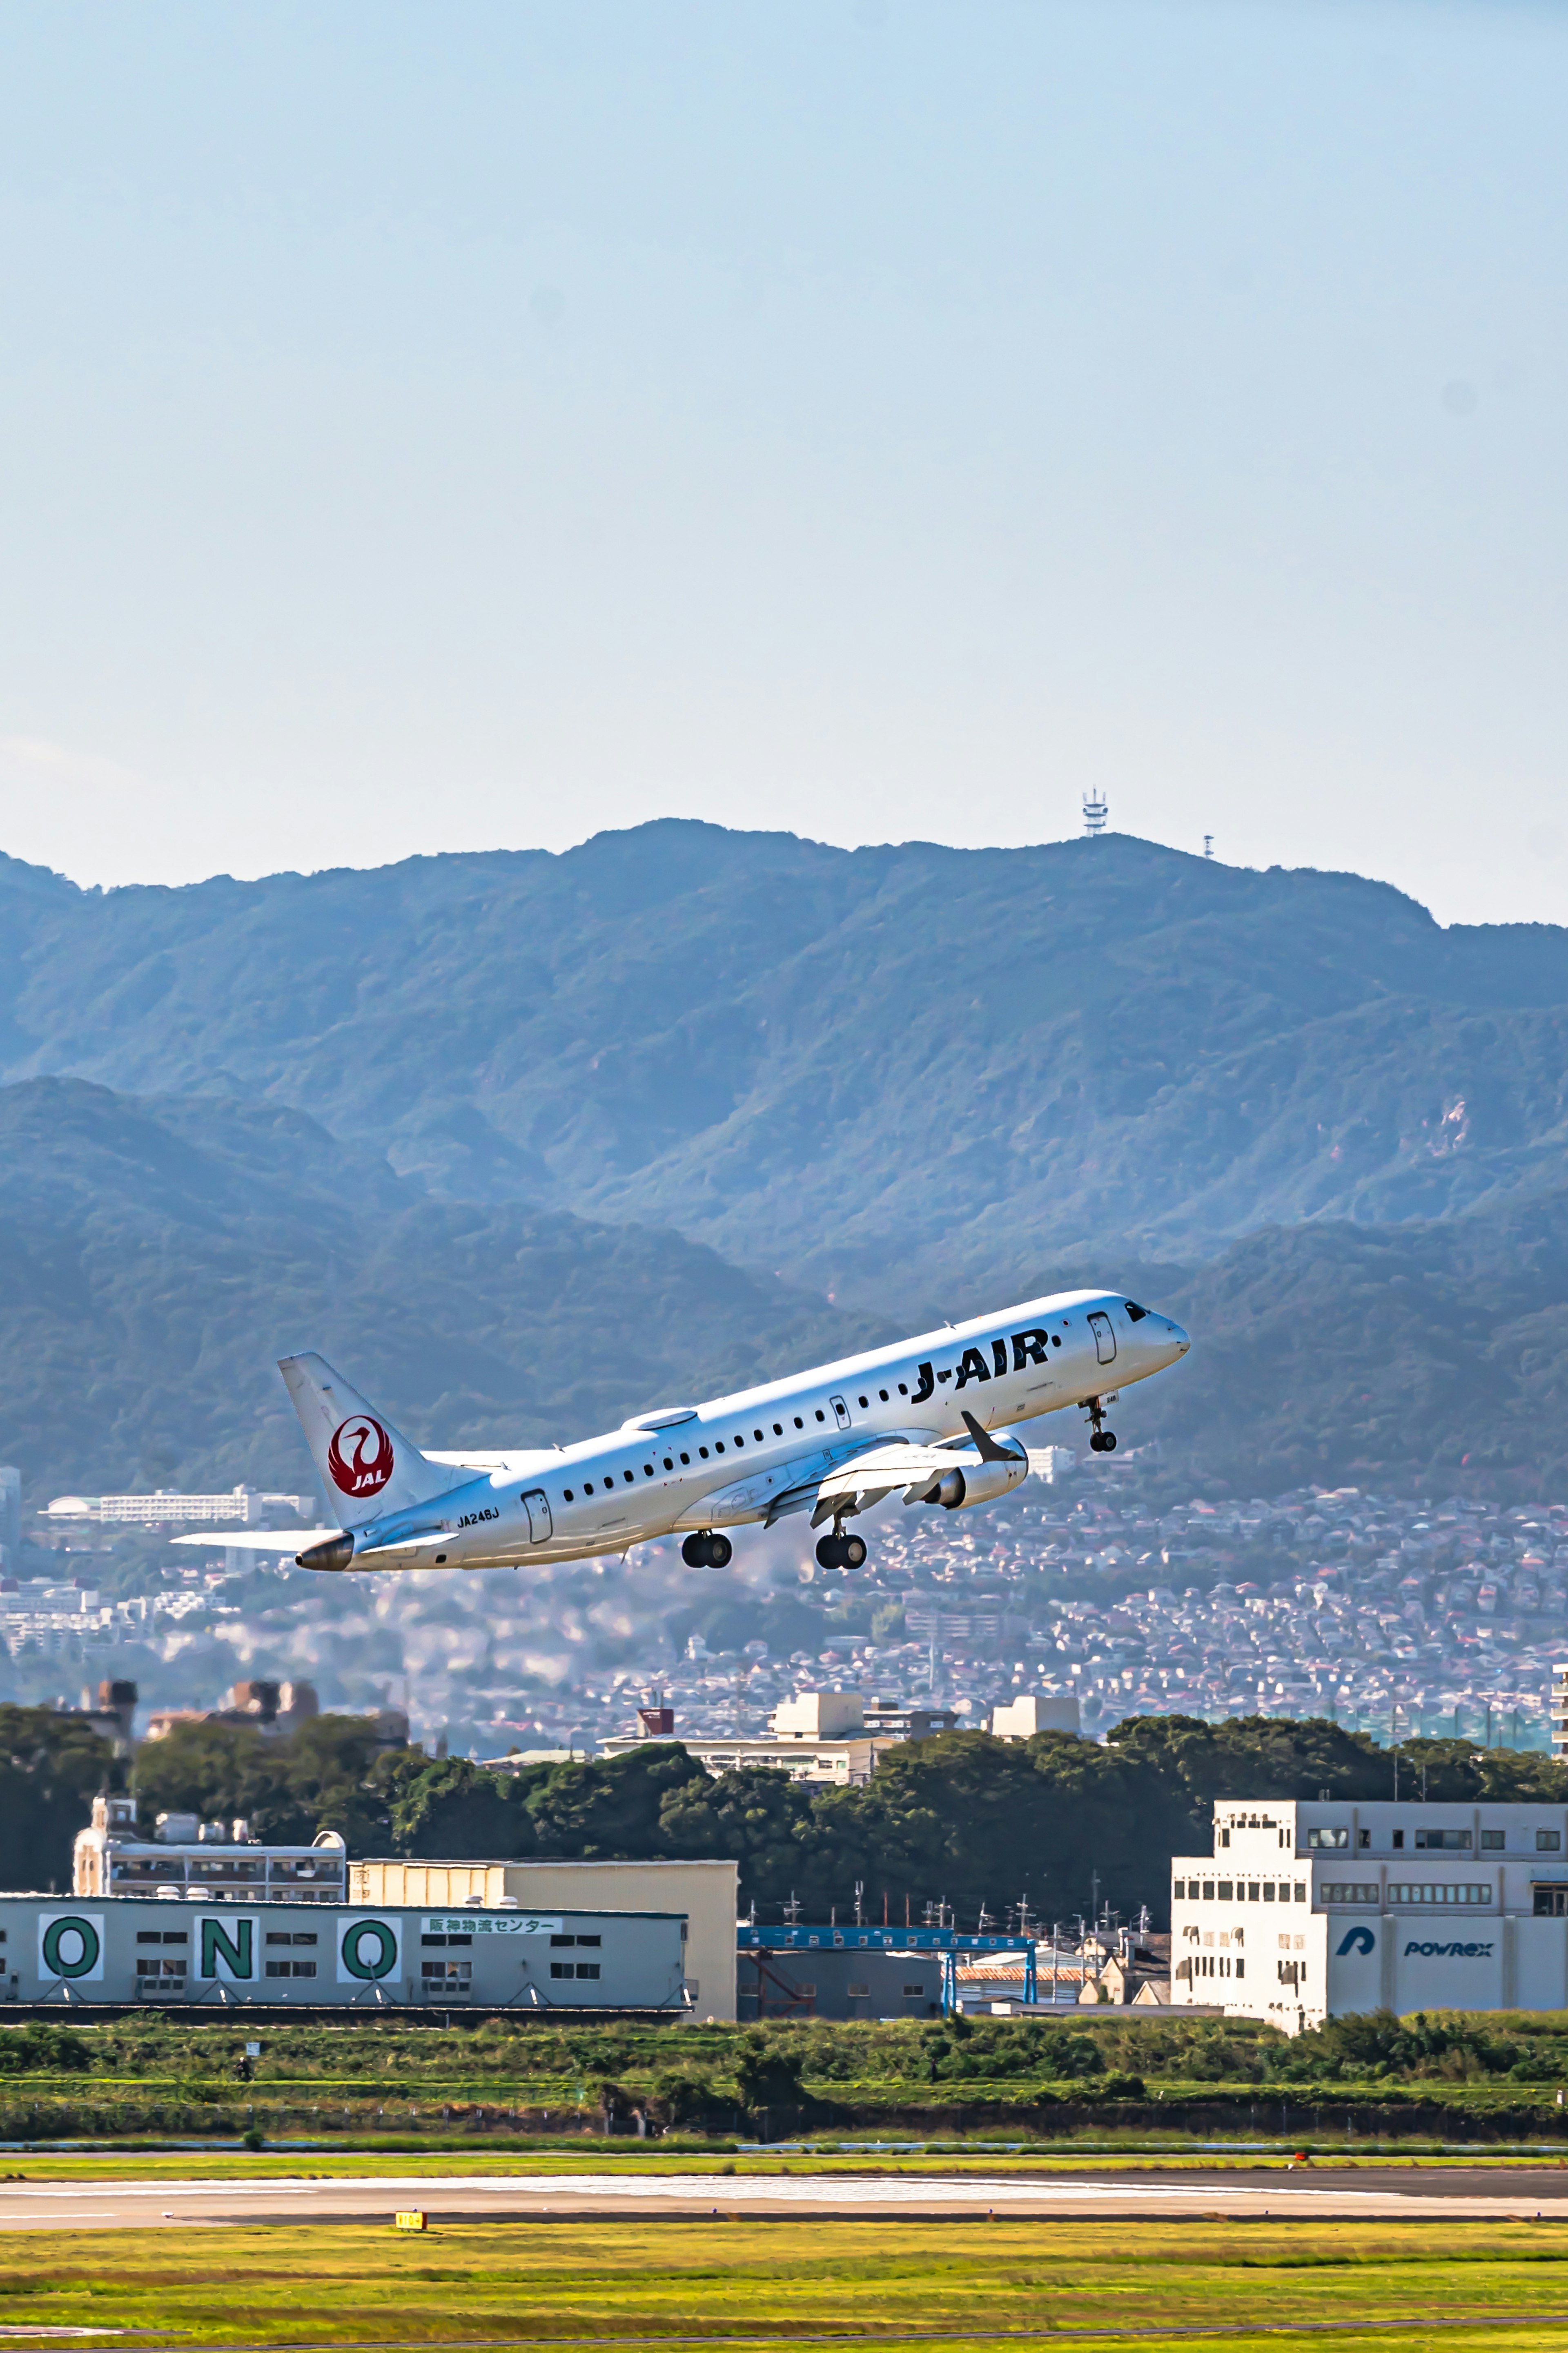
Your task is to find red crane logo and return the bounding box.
[327,1414,395,1499]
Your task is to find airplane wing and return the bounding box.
[810,1442,980,1515]
[672,1434,895,1532]
[676,1415,1030,1533]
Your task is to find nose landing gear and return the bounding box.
[681,1530,733,1568]
[815,1527,868,1572]
[1085,1396,1118,1454]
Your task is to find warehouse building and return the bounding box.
[352,1857,738,2019]
[1173,1795,1568,2032]
[0,1894,686,2011]
[736,1922,1036,2020]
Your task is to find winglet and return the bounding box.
[960,1409,1022,1464]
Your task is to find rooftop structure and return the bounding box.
[989,1693,1081,1738]
[143,1679,325,1743]
[73,1794,347,1903]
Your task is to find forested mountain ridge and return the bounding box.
[6,1071,1568,1501]
[4,827,1568,1312]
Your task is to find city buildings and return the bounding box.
[1,1472,1561,1765]
[600,1688,959,1785]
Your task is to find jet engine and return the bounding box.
[921,1454,1029,1512]
[296,1532,354,1571]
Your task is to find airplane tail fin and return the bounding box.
[278,1352,471,1527]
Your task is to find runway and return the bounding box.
[2,2167,1567,2228]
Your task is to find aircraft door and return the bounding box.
[1088,1312,1117,1367]
[522,1490,553,1542]
[830,1395,851,1430]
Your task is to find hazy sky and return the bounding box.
[0,0,1564,925]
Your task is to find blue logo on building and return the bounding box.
[1336,1926,1376,1957]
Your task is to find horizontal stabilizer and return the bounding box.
[172,1529,339,1552]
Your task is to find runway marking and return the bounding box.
[0,2172,1522,2204]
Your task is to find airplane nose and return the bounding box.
[1166,1318,1190,1356]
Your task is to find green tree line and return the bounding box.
[8,1700,1562,1922]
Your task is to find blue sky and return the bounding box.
[0,0,1563,923]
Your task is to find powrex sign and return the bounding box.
[1405,1939,1495,1959]
[339,1915,401,1984]
[327,1414,395,1500]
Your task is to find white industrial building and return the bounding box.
[0,1894,686,2010]
[44,1488,311,1527]
[1173,1795,1568,2032]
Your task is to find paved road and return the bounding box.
[2,2168,1568,2228]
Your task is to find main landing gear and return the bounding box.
[682,1530,733,1568]
[815,1527,868,1572]
[1086,1396,1118,1454]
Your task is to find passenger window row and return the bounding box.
[562,1383,928,1502]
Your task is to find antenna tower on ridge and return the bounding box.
[1082,790,1108,838]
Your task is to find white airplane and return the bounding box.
[181,1288,1188,1577]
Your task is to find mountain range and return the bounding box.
[3,823,1568,1500]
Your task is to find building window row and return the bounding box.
[1311,1826,1561,1854]
[1386,1883,1492,1907]
[1174,1879,1305,1902]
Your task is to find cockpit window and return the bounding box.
[1125,1300,1149,1321]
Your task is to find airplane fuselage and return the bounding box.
[331,1287,1188,1574]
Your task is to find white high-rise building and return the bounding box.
[0,1468,19,1568]
[1173,1795,1568,2034]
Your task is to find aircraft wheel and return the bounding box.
[1101,1431,1117,1451]
[705,1532,733,1568]
[681,1534,707,1567]
[842,1534,868,1570]
[815,1532,844,1570]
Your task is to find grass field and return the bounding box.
[3,2218,1568,2350]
